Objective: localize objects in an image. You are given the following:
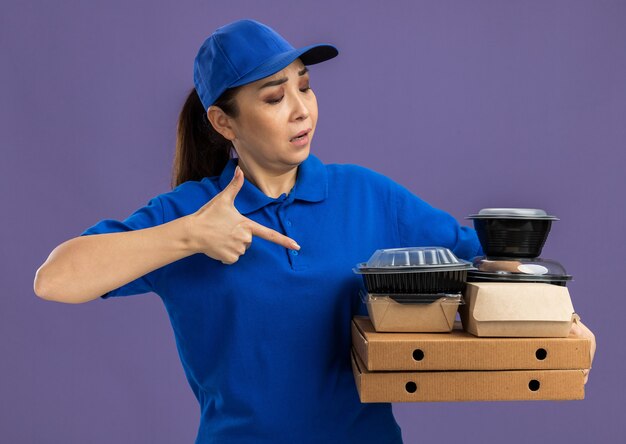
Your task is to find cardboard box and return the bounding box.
[365,293,461,332]
[460,282,575,337]
[352,316,591,371]
[351,349,585,402]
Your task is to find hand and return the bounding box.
[569,314,596,384]
[185,166,300,264]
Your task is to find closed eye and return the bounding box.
[266,96,283,104]
[265,85,311,105]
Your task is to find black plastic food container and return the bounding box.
[360,268,469,294]
[467,208,558,258]
[353,247,472,295]
[467,273,569,287]
[467,256,572,287]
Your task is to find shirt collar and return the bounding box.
[216,154,328,215]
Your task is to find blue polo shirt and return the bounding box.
[81,154,482,444]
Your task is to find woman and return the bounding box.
[33,19,594,444]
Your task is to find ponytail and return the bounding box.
[171,87,240,188]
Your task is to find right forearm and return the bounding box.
[34,216,196,303]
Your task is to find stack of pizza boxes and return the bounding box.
[351,210,591,402]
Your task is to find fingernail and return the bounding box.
[292,242,300,250]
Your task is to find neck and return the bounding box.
[236,157,298,199]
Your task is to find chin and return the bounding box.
[286,145,311,166]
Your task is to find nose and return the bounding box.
[289,91,309,122]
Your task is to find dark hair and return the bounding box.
[171,87,240,188]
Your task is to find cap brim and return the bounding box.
[299,44,339,65]
[230,43,338,88]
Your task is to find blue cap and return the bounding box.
[193,19,338,110]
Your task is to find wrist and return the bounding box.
[169,214,199,256]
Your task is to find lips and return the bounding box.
[289,128,311,142]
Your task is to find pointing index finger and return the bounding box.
[245,219,300,250]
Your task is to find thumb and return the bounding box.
[220,166,244,203]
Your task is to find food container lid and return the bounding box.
[353,247,472,274]
[467,208,559,220]
[468,256,572,282]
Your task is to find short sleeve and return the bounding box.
[394,183,483,261]
[80,196,165,299]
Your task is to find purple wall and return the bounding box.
[2,1,624,442]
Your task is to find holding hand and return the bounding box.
[185,166,300,264]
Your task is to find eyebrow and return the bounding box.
[258,67,309,90]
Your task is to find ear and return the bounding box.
[207,106,236,141]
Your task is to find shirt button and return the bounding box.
[291,250,298,256]
[286,220,292,227]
